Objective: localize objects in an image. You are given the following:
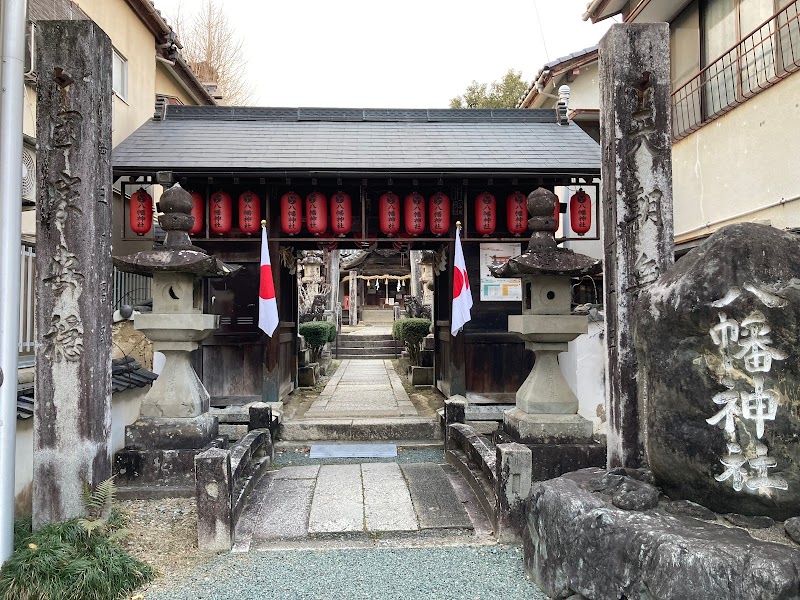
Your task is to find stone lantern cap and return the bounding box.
[490,187,601,278]
[113,183,240,278]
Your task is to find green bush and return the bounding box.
[392,318,431,365]
[300,321,337,362]
[0,515,154,600]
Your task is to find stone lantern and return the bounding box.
[491,188,601,444]
[113,183,239,489]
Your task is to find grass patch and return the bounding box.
[0,512,154,600]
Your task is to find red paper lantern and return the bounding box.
[553,194,561,233]
[474,192,496,236]
[306,192,327,235]
[209,191,232,235]
[429,192,451,236]
[238,191,260,235]
[129,188,153,236]
[330,191,352,236]
[506,192,527,236]
[281,192,302,235]
[379,192,401,236]
[189,192,204,235]
[570,189,592,236]
[404,192,425,236]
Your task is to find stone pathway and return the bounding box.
[234,461,490,552]
[304,359,416,419]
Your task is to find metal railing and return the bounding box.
[17,243,152,356]
[672,0,800,140]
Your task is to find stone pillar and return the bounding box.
[444,396,466,451]
[599,24,674,469]
[195,447,233,551]
[33,21,113,526]
[349,270,358,326]
[495,443,532,542]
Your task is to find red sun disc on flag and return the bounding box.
[260,265,275,300]
[453,267,464,298]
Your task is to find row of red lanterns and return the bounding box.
[129,187,592,237]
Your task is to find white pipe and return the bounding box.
[0,0,27,565]
[675,193,800,239]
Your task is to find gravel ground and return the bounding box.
[140,545,548,600]
[272,447,445,467]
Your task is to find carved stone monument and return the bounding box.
[33,21,113,526]
[113,184,238,490]
[491,188,604,475]
[635,224,800,520]
[599,23,674,468]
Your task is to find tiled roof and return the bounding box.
[112,106,601,175]
[16,357,157,420]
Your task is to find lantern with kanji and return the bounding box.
[306,192,327,235]
[404,192,425,236]
[506,191,527,236]
[281,191,302,235]
[330,191,352,236]
[130,188,153,236]
[238,191,261,235]
[474,192,496,236]
[189,192,204,235]
[429,192,450,236]
[569,189,592,236]
[209,190,232,235]
[379,192,401,236]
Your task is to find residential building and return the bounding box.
[583,0,800,250]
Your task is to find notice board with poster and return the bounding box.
[479,243,521,301]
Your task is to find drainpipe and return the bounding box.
[0,0,27,566]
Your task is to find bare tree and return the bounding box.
[170,0,254,106]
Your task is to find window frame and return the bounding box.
[112,48,128,102]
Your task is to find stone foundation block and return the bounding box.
[504,408,593,444]
[410,366,434,386]
[298,364,319,387]
[124,413,218,450]
[527,442,606,482]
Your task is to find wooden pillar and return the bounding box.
[33,21,113,526]
[599,24,674,468]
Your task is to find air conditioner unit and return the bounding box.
[22,146,35,206]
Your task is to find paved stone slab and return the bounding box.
[251,476,315,541]
[311,443,398,458]
[362,463,419,532]
[273,465,320,480]
[308,464,364,533]
[402,463,473,530]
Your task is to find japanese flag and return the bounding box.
[259,225,279,337]
[451,226,473,336]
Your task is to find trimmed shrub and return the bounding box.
[392,318,431,365]
[0,515,154,600]
[300,321,337,362]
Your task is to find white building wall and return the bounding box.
[560,319,606,430]
[673,69,800,243]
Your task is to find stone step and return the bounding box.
[334,347,400,357]
[336,334,398,343]
[280,417,441,441]
[335,341,400,350]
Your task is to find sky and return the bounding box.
[154,0,617,108]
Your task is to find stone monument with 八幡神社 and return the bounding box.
[635,222,800,520]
